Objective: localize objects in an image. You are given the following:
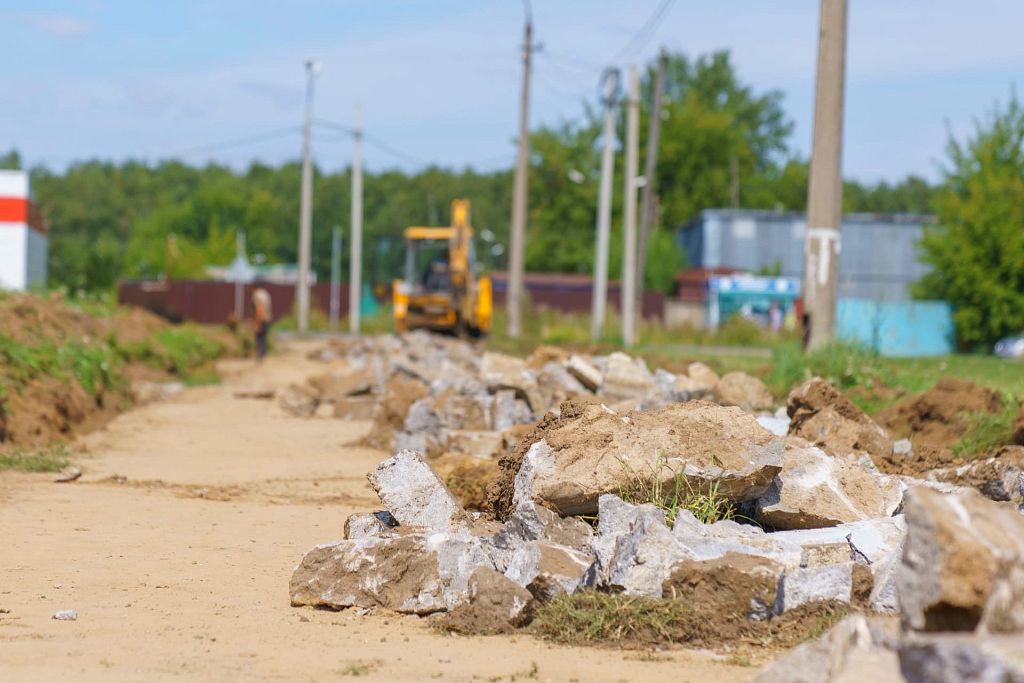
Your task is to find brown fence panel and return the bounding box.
[118,280,350,324]
[489,272,664,320]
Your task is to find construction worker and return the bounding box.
[252,287,272,360]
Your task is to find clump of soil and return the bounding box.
[359,376,429,450]
[874,378,1005,474]
[432,453,500,511]
[485,397,603,520]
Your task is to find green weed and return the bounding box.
[953,398,1020,457]
[0,443,70,473]
[617,455,736,526]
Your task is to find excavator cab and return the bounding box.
[393,199,492,336]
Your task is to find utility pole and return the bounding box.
[296,59,318,333]
[590,68,620,341]
[730,154,740,208]
[803,0,848,350]
[349,106,364,334]
[621,67,640,346]
[329,226,342,330]
[506,4,534,339]
[636,49,666,315]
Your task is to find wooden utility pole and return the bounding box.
[621,67,640,346]
[636,49,666,314]
[349,106,364,334]
[590,68,620,341]
[329,226,342,330]
[506,11,534,338]
[803,0,848,349]
[296,59,318,333]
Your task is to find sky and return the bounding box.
[4,0,1024,183]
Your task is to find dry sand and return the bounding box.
[0,341,758,682]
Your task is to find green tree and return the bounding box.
[914,95,1024,348]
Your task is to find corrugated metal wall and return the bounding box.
[678,209,933,300]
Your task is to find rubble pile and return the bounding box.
[753,486,1024,682]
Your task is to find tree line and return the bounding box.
[2,50,939,300]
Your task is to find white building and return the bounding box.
[0,170,47,290]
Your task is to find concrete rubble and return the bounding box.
[289,332,1024,678]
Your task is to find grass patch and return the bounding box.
[335,659,381,677]
[0,443,70,472]
[953,398,1021,457]
[0,334,123,399]
[618,456,736,526]
[531,591,848,651]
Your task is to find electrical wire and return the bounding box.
[610,0,674,64]
[171,125,301,157]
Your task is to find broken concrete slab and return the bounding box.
[343,511,399,540]
[899,486,1024,634]
[898,634,1024,683]
[598,351,656,402]
[755,445,904,530]
[663,552,784,620]
[480,352,543,411]
[776,562,855,613]
[787,378,894,462]
[368,450,468,532]
[504,541,597,601]
[511,401,784,516]
[590,494,665,579]
[487,499,594,572]
[606,503,688,596]
[308,367,376,400]
[493,390,534,432]
[713,371,774,412]
[566,355,601,392]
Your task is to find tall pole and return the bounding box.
[330,226,342,330]
[507,10,533,338]
[803,0,848,350]
[590,68,620,341]
[296,59,318,333]
[636,49,666,315]
[621,67,640,346]
[349,105,364,334]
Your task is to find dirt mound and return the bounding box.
[432,453,501,511]
[874,379,1004,472]
[486,397,603,519]
[360,376,430,450]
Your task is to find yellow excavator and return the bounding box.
[392,199,492,336]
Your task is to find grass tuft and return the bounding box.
[618,455,736,526]
[0,443,71,473]
[953,398,1021,457]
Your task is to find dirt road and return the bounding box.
[0,342,756,682]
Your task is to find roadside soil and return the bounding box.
[0,340,756,682]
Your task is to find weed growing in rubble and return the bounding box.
[618,456,735,526]
[954,398,1021,457]
[0,443,70,473]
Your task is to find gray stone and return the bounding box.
[343,511,399,540]
[686,362,720,394]
[756,445,904,530]
[713,371,774,412]
[898,634,1024,683]
[591,494,667,579]
[480,352,543,411]
[368,450,468,532]
[598,351,656,401]
[487,499,594,572]
[566,355,602,391]
[776,563,855,613]
[279,384,320,417]
[927,446,1024,506]
[757,413,791,437]
[505,541,598,601]
[607,506,690,596]
[898,486,1024,633]
[493,390,533,431]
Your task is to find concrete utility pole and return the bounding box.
[296,59,319,333]
[590,68,620,341]
[621,67,640,347]
[636,49,666,321]
[329,226,342,330]
[506,6,534,338]
[803,0,848,350]
[349,106,364,334]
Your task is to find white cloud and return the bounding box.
[18,13,92,39]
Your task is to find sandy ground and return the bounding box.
[0,341,757,682]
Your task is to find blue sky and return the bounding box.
[4,0,1024,182]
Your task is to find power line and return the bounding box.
[610,0,675,64]
[171,125,300,157]
[314,118,428,166]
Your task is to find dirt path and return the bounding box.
[0,342,757,682]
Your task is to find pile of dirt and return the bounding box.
[0,293,238,451]
[874,378,1004,473]
[432,453,501,511]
